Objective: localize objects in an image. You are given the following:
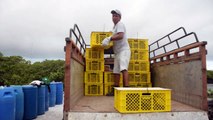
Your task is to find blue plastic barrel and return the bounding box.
[49,82,56,107]
[56,82,63,105]
[37,85,45,115]
[45,85,49,111]
[22,85,38,120]
[12,86,24,120]
[0,87,16,120]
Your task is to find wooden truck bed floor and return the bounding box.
[71,96,202,112]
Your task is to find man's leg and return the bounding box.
[122,70,129,87]
[114,73,120,87]
[106,73,120,96]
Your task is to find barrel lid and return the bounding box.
[40,85,45,88]
[50,82,56,84]
[55,82,63,84]
[0,86,14,91]
[22,85,37,89]
[11,85,22,88]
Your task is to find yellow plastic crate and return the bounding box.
[130,50,149,61]
[85,83,103,96]
[128,39,148,50]
[129,83,152,87]
[114,87,171,113]
[104,83,123,95]
[128,60,150,72]
[104,72,123,84]
[90,32,113,49]
[85,48,104,60]
[86,60,104,71]
[128,72,151,83]
[84,71,103,83]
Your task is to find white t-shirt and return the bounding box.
[112,21,130,54]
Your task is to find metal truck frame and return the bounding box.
[63,25,208,120]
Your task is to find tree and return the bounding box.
[0,52,3,57]
[0,56,31,85]
[0,55,65,85]
[30,60,65,82]
[207,70,213,79]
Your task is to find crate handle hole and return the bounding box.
[142,93,151,96]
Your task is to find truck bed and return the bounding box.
[64,27,209,120]
[71,96,202,112]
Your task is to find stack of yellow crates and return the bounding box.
[128,38,152,87]
[113,39,171,113]
[103,72,123,95]
[84,32,112,96]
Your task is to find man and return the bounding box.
[102,9,131,96]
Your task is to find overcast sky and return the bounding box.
[0,0,213,69]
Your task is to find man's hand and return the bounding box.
[101,37,111,47]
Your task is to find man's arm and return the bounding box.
[102,32,124,46]
[110,32,124,41]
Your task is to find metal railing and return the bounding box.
[149,27,199,58]
[68,24,87,55]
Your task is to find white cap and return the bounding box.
[111,9,121,17]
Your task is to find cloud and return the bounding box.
[0,0,212,68]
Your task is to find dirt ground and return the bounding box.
[34,104,63,120]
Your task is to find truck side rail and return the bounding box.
[69,24,87,56]
[149,27,208,110]
[64,24,86,114]
[149,27,199,58]
[150,41,206,64]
